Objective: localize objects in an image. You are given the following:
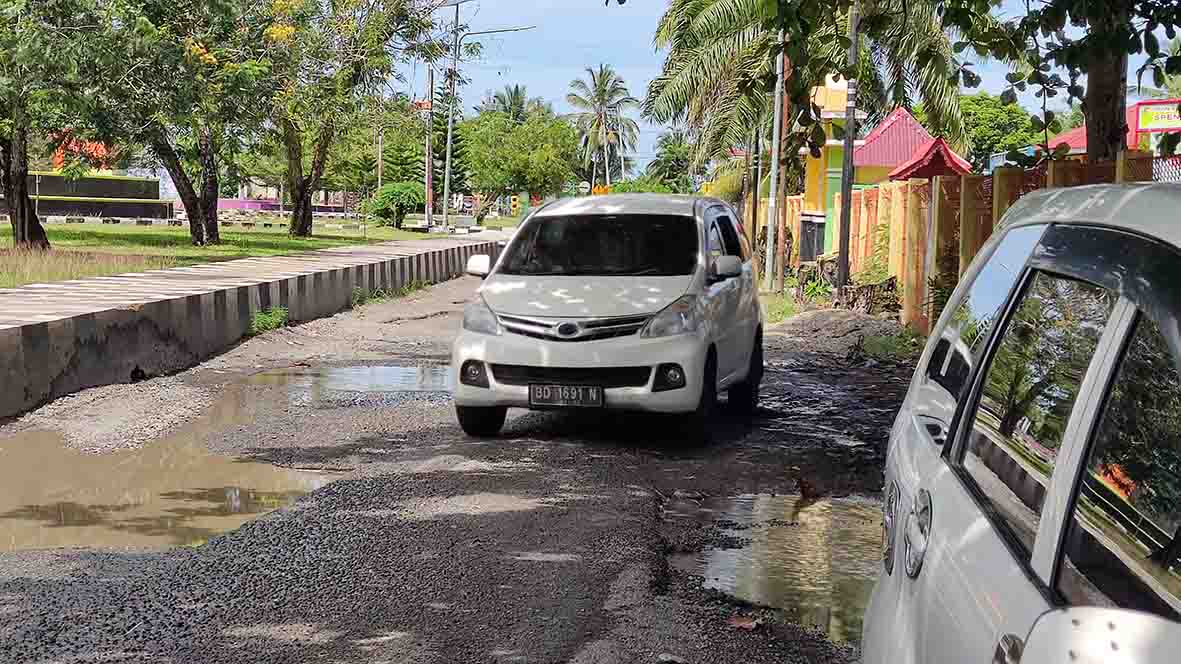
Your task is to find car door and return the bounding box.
[867,222,1125,664]
[701,205,742,382]
[1017,225,1181,647]
[717,207,760,359]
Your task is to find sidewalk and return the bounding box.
[0,233,509,419]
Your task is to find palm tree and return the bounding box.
[645,0,969,166]
[1130,38,1181,99]
[479,84,553,122]
[646,129,696,190]
[566,64,641,187]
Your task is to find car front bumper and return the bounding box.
[451,328,706,413]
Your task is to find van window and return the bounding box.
[1056,315,1181,619]
[960,271,1116,562]
[714,213,743,257]
[921,225,1045,415]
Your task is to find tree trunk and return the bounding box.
[1,119,51,249]
[151,136,206,246]
[283,119,334,238]
[198,126,220,244]
[1149,525,1181,569]
[1083,16,1129,162]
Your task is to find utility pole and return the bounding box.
[762,31,785,293]
[439,0,535,229]
[836,2,861,290]
[604,121,612,187]
[425,65,434,227]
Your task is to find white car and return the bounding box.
[450,194,763,439]
[863,184,1181,663]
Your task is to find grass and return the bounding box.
[861,328,924,361]
[479,216,522,230]
[249,306,289,335]
[0,249,182,289]
[760,292,799,324]
[0,222,429,288]
[349,280,430,308]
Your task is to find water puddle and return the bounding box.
[667,494,882,644]
[0,428,327,551]
[251,365,453,407]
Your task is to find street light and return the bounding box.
[438,1,535,229]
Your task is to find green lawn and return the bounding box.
[0,222,429,288]
[760,292,799,324]
[480,216,522,230]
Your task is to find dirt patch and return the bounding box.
[766,309,902,357]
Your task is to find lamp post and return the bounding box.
[439,0,535,229]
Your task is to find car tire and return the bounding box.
[727,329,763,415]
[682,351,717,444]
[456,406,507,437]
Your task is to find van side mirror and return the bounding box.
[1017,607,1181,664]
[466,254,491,278]
[710,255,742,282]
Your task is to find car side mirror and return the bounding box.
[1016,607,1181,664]
[466,254,491,278]
[711,255,742,282]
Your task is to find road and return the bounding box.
[0,277,911,664]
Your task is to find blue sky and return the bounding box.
[397,1,1167,172]
[399,1,669,169]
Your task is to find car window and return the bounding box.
[713,211,742,257]
[707,222,726,259]
[499,214,698,277]
[922,225,1045,415]
[959,271,1116,562]
[1056,315,1181,620]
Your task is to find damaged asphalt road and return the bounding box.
[0,277,913,664]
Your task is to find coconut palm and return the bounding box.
[566,64,641,186]
[645,0,970,166]
[479,84,552,122]
[646,129,697,190]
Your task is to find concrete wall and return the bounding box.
[0,240,501,420]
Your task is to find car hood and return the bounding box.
[480,274,694,318]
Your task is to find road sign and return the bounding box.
[577,181,591,195]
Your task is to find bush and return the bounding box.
[366,181,425,228]
[250,306,289,335]
[610,177,674,194]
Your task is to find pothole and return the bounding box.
[0,428,326,551]
[666,493,883,644]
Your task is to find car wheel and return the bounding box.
[727,329,763,415]
[456,406,507,437]
[682,351,717,444]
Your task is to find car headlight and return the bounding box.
[640,295,700,338]
[462,299,501,335]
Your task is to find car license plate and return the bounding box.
[528,384,603,408]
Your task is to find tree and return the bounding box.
[645,129,697,192]
[917,93,1040,170]
[611,177,675,194]
[80,0,272,246]
[644,0,970,168]
[267,0,435,237]
[478,85,551,122]
[566,64,640,187]
[1130,38,1181,101]
[367,181,425,228]
[460,110,578,222]
[432,87,469,209]
[0,0,75,248]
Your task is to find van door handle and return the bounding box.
[992,633,1024,664]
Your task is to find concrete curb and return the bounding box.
[0,237,505,419]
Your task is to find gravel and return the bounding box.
[0,276,913,664]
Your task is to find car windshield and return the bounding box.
[498,214,699,277]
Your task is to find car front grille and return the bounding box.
[497,313,651,342]
[489,364,652,388]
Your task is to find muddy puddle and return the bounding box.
[0,408,327,551]
[667,494,882,644]
[251,365,453,406]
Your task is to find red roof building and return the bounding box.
[1047,99,1181,155]
[853,108,934,168]
[888,137,973,180]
